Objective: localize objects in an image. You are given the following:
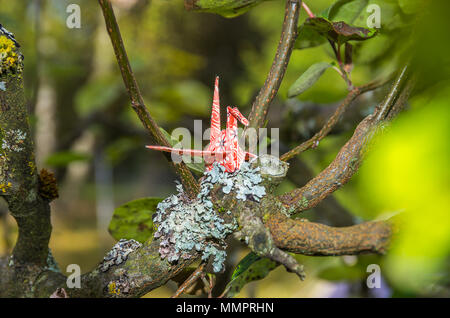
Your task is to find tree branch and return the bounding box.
[279,66,410,215]
[98,0,199,198]
[171,262,206,298]
[0,154,394,297]
[267,212,392,255]
[386,77,414,121]
[247,0,301,129]
[280,78,389,161]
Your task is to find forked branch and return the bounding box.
[279,66,411,215]
[281,78,390,161]
[98,0,199,198]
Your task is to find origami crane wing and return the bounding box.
[145,145,229,160]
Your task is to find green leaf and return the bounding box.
[304,17,378,46]
[159,127,180,145]
[327,0,369,24]
[231,252,261,280]
[295,16,377,50]
[287,62,331,98]
[185,0,268,18]
[159,127,206,175]
[398,0,423,15]
[224,252,278,298]
[45,151,90,167]
[108,197,163,243]
[295,23,327,50]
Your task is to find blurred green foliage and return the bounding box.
[358,88,450,294]
[45,150,90,167]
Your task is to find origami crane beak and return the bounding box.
[227,106,250,126]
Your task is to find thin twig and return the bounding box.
[171,263,206,298]
[247,0,301,129]
[373,65,409,123]
[200,273,214,298]
[98,0,199,198]
[281,78,389,161]
[279,67,410,215]
[386,77,414,121]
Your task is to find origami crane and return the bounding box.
[146,76,256,173]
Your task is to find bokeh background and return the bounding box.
[0,0,448,297]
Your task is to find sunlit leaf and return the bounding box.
[108,197,163,243]
[288,62,331,98]
[224,252,278,297]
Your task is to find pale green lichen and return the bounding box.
[99,239,142,272]
[45,248,60,273]
[299,197,309,209]
[0,35,22,75]
[153,160,267,273]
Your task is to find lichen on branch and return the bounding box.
[0,35,23,75]
[153,161,267,273]
[0,28,52,267]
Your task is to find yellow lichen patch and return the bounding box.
[28,161,35,175]
[0,35,19,74]
[108,281,120,295]
[0,181,11,193]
